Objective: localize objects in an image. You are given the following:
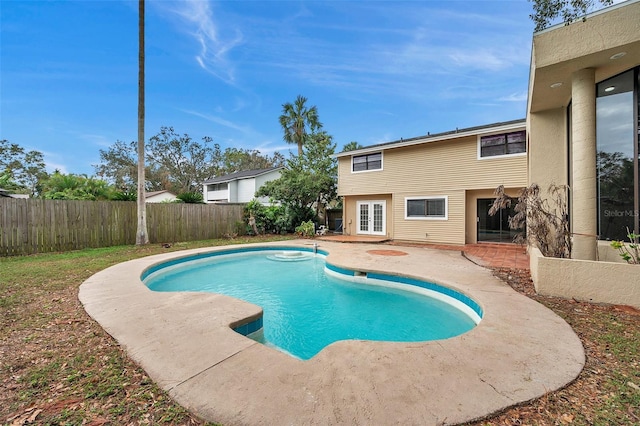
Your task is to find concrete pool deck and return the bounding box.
[79,240,585,425]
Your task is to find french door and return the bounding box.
[357,201,386,235]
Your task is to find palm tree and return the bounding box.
[279,95,322,156]
[136,0,149,245]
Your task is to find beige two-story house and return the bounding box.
[336,120,527,246]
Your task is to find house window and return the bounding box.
[596,67,639,240]
[405,196,448,220]
[352,152,382,172]
[480,130,526,158]
[208,183,227,191]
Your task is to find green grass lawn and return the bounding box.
[1,235,292,425]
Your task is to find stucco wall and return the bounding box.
[530,247,640,308]
[146,192,177,203]
[529,1,640,113]
[528,108,567,188]
[533,2,640,69]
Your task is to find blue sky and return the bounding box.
[1,0,535,176]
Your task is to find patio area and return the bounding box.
[318,234,530,269]
[80,240,583,425]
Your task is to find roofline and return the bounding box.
[145,190,175,197]
[335,119,526,158]
[202,166,284,184]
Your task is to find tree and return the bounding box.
[95,129,283,192]
[220,148,285,174]
[341,141,363,152]
[94,139,139,191]
[41,172,113,200]
[490,183,571,258]
[279,95,322,156]
[147,127,222,193]
[0,139,49,196]
[530,0,613,32]
[0,173,21,192]
[258,130,337,226]
[136,0,148,245]
[95,139,173,193]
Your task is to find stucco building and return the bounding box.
[527,0,640,260]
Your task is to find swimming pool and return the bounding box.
[143,247,482,360]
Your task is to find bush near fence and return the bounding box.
[0,198,245,256]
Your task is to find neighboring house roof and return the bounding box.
[0,188,29,198]
[335,119,526,158]
[145,190,176,199]
[202,167,283,185]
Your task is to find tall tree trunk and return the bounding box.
[136,0,149,245]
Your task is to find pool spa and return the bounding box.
[142,247,482,360]
[79,240,585,425]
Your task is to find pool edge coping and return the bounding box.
[79,239,586,425]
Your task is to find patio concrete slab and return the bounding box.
[79,240,585,425]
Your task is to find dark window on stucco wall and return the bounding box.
[596,66,639,240]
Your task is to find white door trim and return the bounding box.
[356,200,386,236]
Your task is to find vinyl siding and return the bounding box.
[343,194,393,238]
[392,190,465,244]
[338,134,527,244]
[338,136,526,196]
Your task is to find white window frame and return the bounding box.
[351,151,383,173]
[404,196,448,221]
[477,130,527,160]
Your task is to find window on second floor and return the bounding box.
[207,183,228,191]
[479,130,526,158]
[352,152,382,172]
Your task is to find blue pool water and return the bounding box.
[143,249,479,360]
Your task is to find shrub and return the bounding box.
[176,192,204,204]
[610,228,639,264]
[244,199,312,235]
[295,220,315,237]
[491,183,571,258]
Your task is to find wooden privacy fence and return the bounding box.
[0,198,245,256]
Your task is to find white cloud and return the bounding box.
[181,108,252,134]
[448,49,510,72]
[251,142,291,154]
[40,151,69,174]
[79,133,113,147]
[498,92,528,102]
[161,0,243,84]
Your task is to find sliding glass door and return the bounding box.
[477,199,518,243]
